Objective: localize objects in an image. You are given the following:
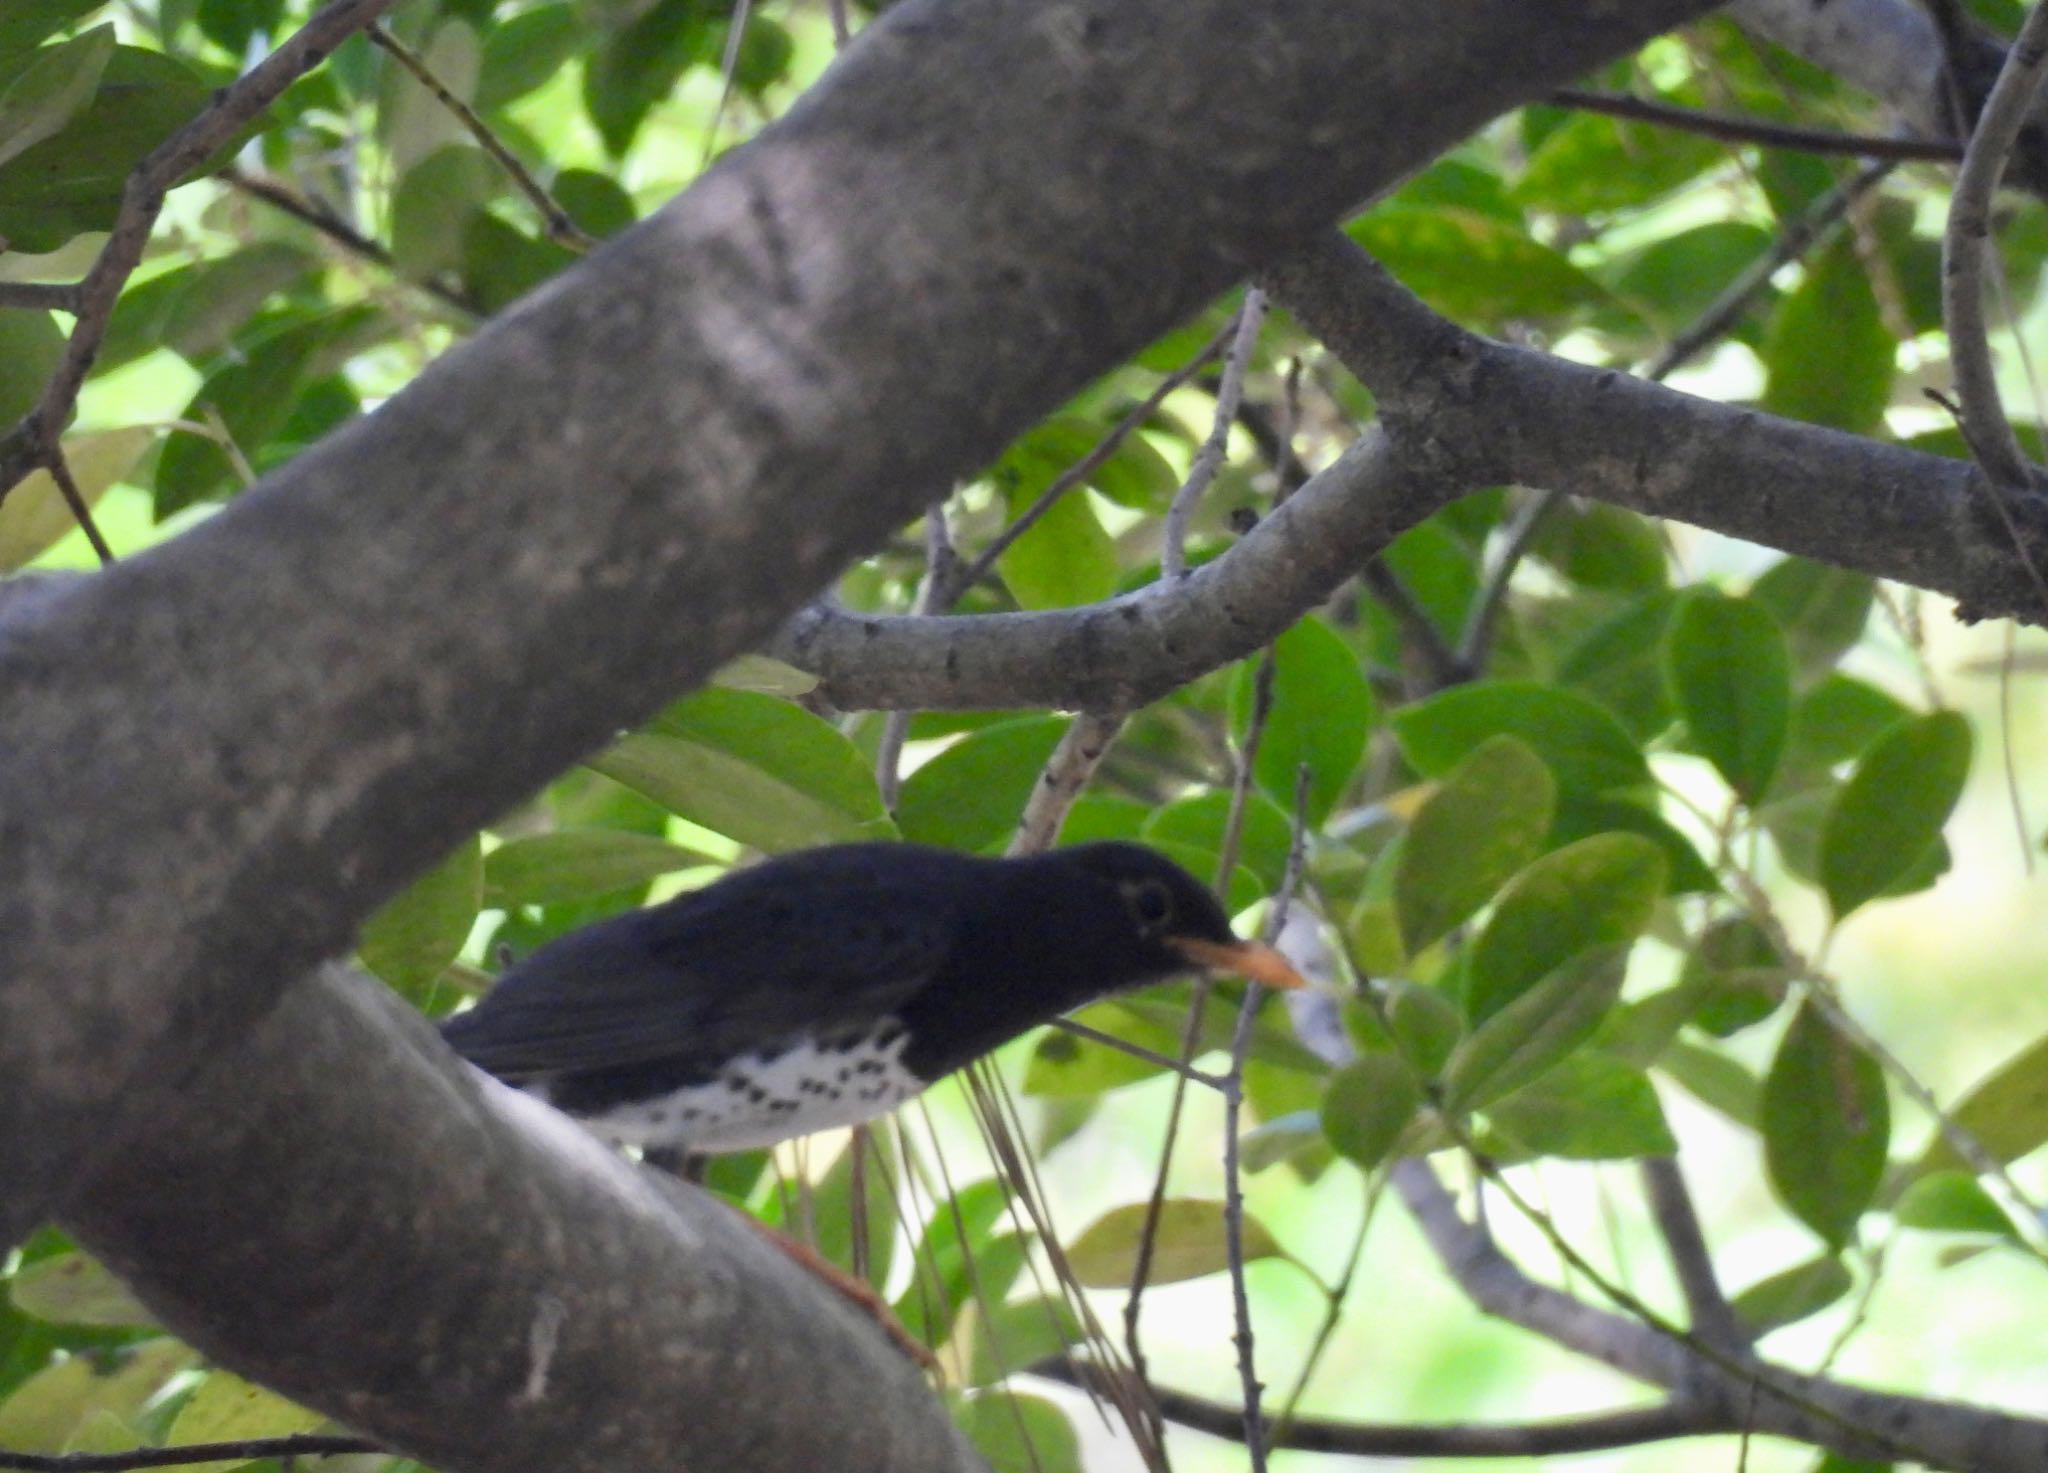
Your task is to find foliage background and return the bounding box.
[8,1,2048,1470]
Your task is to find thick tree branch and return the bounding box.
[1392,1160,2048,1471]
[0,0,1727,1250]
[59,965,985,1473]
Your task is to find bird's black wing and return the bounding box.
[441,859,963,1080]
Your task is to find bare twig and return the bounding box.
[1640,1157,1747,1353]
[369,24,595,251]
[222,167,481,316]
[0,283,86,314]
[43,443,115,566]
[1939,0,2048,490]
[1,0,409,501]
[0,1438,380,1472]
[1008,710,1126,856]
[876,498,957,808]
[1162,291,1266,579]
[1550,86,1963,161]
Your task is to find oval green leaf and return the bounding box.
[1818,710,1970,920]
[1484,1052,1676,1161]
[1731,1254,1853,1336]
[1320,1054,1422,1169]
[1392,680,1649,798]
[482,830,711,908]
[358,834,482,1002]
[1464,833,1665,1026]
[594,688,894,853]
[1395,733,1556,954]
[1762,1001,1890,1250]
[896,715,1069,852]
[1229,616,1374,825]
[1665,590,1791,803]
[1916,1029,2048,1177]
[1064,1199,1282,1289]
[1443,947,1627,1112]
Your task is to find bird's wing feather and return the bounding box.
[441,864,962,1079]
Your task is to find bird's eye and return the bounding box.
[1123,878,1173,933]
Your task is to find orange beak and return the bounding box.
[1167,936,1306,990]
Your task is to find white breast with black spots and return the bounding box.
[552,1027,923,1154]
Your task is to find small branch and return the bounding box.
[0,283,86,314]
[1162,290,1266,579]
[2,0,409,501]
[1008,709,1125,856]
[1550,86,1963,161]
[1034,1363,1724,1458]
[1939,0,2048,491]
[1639,1157,1747,1354]
[876,498,957,808]
[222,168,481,317]
[1044,1015,1226,1088]
[954,321,1233,596]
[44,442,115,566]
[368,24,595,251]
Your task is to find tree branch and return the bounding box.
[59,965,986,1473]
[0,0,1730,1249]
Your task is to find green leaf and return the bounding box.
[1022,1004,1171,1097]
[1141,790,1293,892]
[1760,233,1895,436]
[1442,947,1627,1112]
[1658,1039,1761,1126]
[0,46,215,252]
[1531,502,1667,593]
[9,1254,155,1329]
[1395,734,1556,954]
[358,835,482,1001]
[476,2,579,110]
[1731,1254,1853,1336]
[0,0,108,56]
[1762,1002,1890,1249]
[895,715,1068,852]
[1607,221,1774,333]
[0,26,114,171]
[0,1341,196,1452]
[958,1295,1083,1389]
[1320,1054,1422,1168]
[156,312,344,515]
[1064,1199,1283,1288]
[1464,833,1665,1025]
[584,0,707,155]
[1556,591,1678,743]
[0,427,148,572]
[1229,616,1374,825]
[162,1374,326,1473]
[1347,206,1608,324]
[1819,710,1971,919]
[954,1392,1081,1473]
[1783,675,1912,780]
[1916,1030,2048,1176]
[1682,916,1786,1037]
[1485,1052,1675,1160]
[594,689,894,853]
[0,308,62,424]
[1513,111,1724,214]
[893,1180,1029,1348]
[1550,793,1717,894]
[1895,1171,2018,1238]
[1393,681,1649,798]
[482,830,709,908]
[996,481,1116,609]
[391,143,499,279]
[1750,557,1874,685]
[1665,590,1791,802]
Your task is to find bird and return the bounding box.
[443,839,1305,1157]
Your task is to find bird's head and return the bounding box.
[1049,841,1306,992]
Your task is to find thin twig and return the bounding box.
[0,1438,379,1472]
[43,443,115,565]
[222,167,481,316]
[1045,1015,1227,1089]
[1162,291,1266,579]
[1550,86,1963,162]
[1008,710,1126,856]
[1030,1364,1724,1458]
[875,498,957,809]
[2,0,409,501]
[1640,1157,1747,1353]
[1217,764,1311,1465]
[368,24,594,251]
[0,283,86,314]
[1939,0,2048,490]
[956,323,1233,596]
